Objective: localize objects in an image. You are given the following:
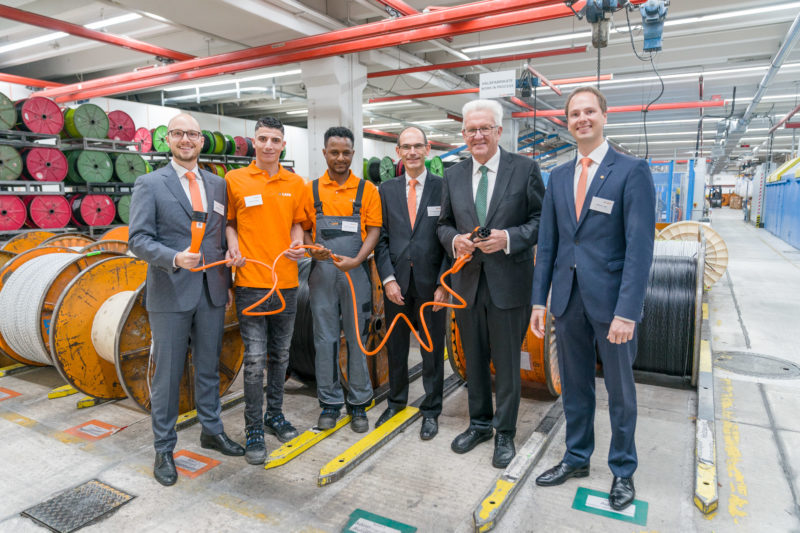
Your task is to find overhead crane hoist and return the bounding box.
[567,0,668,50]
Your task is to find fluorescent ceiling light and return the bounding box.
[605,118,724,128]
[0,13,142,54]
[164,69,302,92]
[620,140,703,145]
[364,100,415,108]
[462,32,591,54]
[363,122,402,128]
[166,87,267,101]
[286,109,308,115]
[416,119,456,125]
[609,131,716,138]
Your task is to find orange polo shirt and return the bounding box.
[303,170,382,241]
[226,162,308,289]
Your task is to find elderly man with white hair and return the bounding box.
[437,99,545,468]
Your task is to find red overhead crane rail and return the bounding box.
[769,102,800,135]
[0,73,63,88]
[0,5,195,62]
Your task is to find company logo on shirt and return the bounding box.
[278,192,292,197]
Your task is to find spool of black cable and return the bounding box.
[634,241,703,378]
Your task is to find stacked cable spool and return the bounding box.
[0,228,243,411]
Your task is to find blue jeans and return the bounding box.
[235,286,297,429]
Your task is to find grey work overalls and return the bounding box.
[308,178,373,409]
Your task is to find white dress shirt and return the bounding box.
[573,140,609,200]
[382,169,428,286]
[171,160,207,212]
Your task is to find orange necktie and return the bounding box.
[575,157,592,221]
[186,171,205,254]
[408,177,418,228]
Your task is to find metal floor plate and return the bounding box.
[21,479,135,533]
[715,352,800,379]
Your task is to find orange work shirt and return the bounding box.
[303,170,382,242]
[226,162,308,289]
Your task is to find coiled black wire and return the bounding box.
[635,241,700,376]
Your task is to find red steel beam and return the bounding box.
[38,0,570,102]
[509,96,566,127]
[446,113,463,122]
[0,5,194,61]
[364,75,613,103]
[367,46,587,79]
[526,65,561,96]
[769,102,800,134]
[373,0,454,41]
[0,73,62,88]
[785,122,800,128]
[512,99,726,118]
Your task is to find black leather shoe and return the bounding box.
[376,407,402,428]
[609,476,635,511]
[451,427,493,454]
[492,432,516,468]
[419,417,438,440]
[154,451,177,486]
[535,461,590,486]
[200,431,245,456]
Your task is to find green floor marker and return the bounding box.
[571,487,648,526]
[342,509,416,533]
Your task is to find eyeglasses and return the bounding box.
[463,125,498,138]
[168,129,202,141]
[398,143,428,151]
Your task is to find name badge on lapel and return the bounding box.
[244,194,263,207]
[427,206,441,217]
[213,201,225,216]
[341,220,359,233]
[589,197,614,214]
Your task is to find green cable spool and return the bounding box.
[367,157,381,184]
[379,156,395,182]
[0,145,22,181]
[152,125,169,153]
[201,130,215,154]
[280,147,287,160]
[363,158,368,179]
[116,195,132,224]
[225,134,236,155]
[212,131,226,154]
[63,104,109,139]
[145,161,153,173]
[0,92,16,131]
[429,156,444,177]
[424,159,432,171]
[65,150,113,183]
[114,152,147,183]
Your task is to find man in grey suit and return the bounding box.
[437,100,545,468]
[374,126,449,440]
[129,113,244,487]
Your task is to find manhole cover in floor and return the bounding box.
[714,352,800,379]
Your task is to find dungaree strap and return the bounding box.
[351,179,366,217]
[312,179,324,216]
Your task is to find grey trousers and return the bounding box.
[149,282,226,452]
[308,260,373,408]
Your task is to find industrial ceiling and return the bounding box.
[1,0,798,172]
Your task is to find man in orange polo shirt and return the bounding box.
[303,126,382,433]
[225,116,307,465]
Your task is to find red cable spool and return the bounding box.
[70,194,116,226]
[134,127,152,152]
[107,110,136,141]
[233,136,249,156]
[246,137,255,157]
[396,160,404,177]
[26,195,71,228]
[21,147,68,182]
[15,97,64,134]
[0,196,26,231]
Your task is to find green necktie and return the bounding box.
[476,165,489,225]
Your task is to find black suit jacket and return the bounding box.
[375,173,449,297]
[437,148,545,309]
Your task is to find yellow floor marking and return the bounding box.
[699,340,712,373]
[51,431,86,445]
[212,494,278,525]
[720,378,748,523]
[703,303,709,321]
[48,384,78,399]
[0,363,27,377]
[0,412,35,426]
[476,479,513,524]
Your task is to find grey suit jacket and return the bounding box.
[437,148,545,309]
[374,173,449,298]
[128,165,230,313]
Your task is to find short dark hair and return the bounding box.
[255,116,284,134]
[564,86,608,115]
[324,126,354,147]
[397,125,428,145]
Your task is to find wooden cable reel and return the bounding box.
[40,232,96,249]
[446,304,561,397]
[0,230,55,253]
[657,221,728,288]
[99,225,129,242]
[80,240,129,254]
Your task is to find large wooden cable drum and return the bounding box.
[99,225,129,242]
[446,305,561,397]
[40,232,96,249]
[1,230,55,253]
[658,221,727,288]
[81,239,128,254]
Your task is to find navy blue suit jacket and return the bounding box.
[531,147,655,323]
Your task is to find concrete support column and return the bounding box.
[500,115,519,153]
[302,56,367,179]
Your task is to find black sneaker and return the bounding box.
[318,407,340,430]
[350,406,368,433]
[244,427,266,465]
[264,413,299,443]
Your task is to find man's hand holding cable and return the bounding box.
[308,245,331,261]
[225,246,246,267]
[332,255,359,272]
[453,233,475,258]
[473,229,508,254]
[384,280,404,306]
[432,285,448,312]
[175,247,201,269]
[285,239,306,262]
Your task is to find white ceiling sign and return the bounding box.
[479,70,516,99]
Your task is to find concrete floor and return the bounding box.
[1,206,799,532]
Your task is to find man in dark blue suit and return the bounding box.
[531,86,655,511]
[374,126,449,440]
